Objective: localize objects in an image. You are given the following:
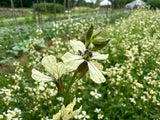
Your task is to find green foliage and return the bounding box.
[72,7,94,13]
[0,0,33,8]
[147,0,160,9]
[0,11,131,66]
[35,2,64,13]
[6,39,45,57]
[0,0,66,8]
[80,25,111,50]
[85,25,94,48]
[3,9,160,120]
[92,36,110,51]
[108,11,131,23]
[100,9,160,118]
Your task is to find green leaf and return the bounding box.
[86,25,94,43]
[91,37,110,51]
[12,46,20,51]
[22,47,29,52]
[79,33,86,44]
[0,57,13,64]
[92,37,110,45]
[91,28,102,40]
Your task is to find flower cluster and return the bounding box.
[0,8,160,120]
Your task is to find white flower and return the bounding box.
[94,108,101,113]
[77,97,82,103]
[0,115,3,119]
[32,55,65,93]
[53,98,82,120]
[75,111,90,120]
[36,27,43,35]
[129,98,136,105]
[62,40,108,84]
[90,89,102,99]
[98,113,104,119]
[78,111,90,120]
[32,55,64,82]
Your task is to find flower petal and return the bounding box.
[92,60,103,71]
[32,69,52,82]
[41,55,57,75]
[52,109,61,120]
[88,61,106,84]
[92,52,109,60]
[53,62,65,79]
[62,106,82,120]
[61,98,82,120]
[70,40,86,53]
[65,97,76,111]
[71,105,82,117]
[62,52,85,72]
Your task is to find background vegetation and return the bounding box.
[0,0,159,10]
[0,0,160,119]
[0,8,160,119]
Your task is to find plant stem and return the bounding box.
[85,41,91,49]
[64,71,77,106]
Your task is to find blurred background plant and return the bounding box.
[0,0,160,119]
[0,8,160,119]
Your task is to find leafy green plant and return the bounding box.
[0,8,160,120]
[35,2,64,13]
[147,0,160,9]
[72,7,94,13]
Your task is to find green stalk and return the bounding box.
[64,71,77,106]
[55,78,64,94]
[85,41,91,49]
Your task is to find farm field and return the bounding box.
[0,7,160,120]
[0,7,114,27]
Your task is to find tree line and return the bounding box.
[0,0,159,9]
[0,0,67,8]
